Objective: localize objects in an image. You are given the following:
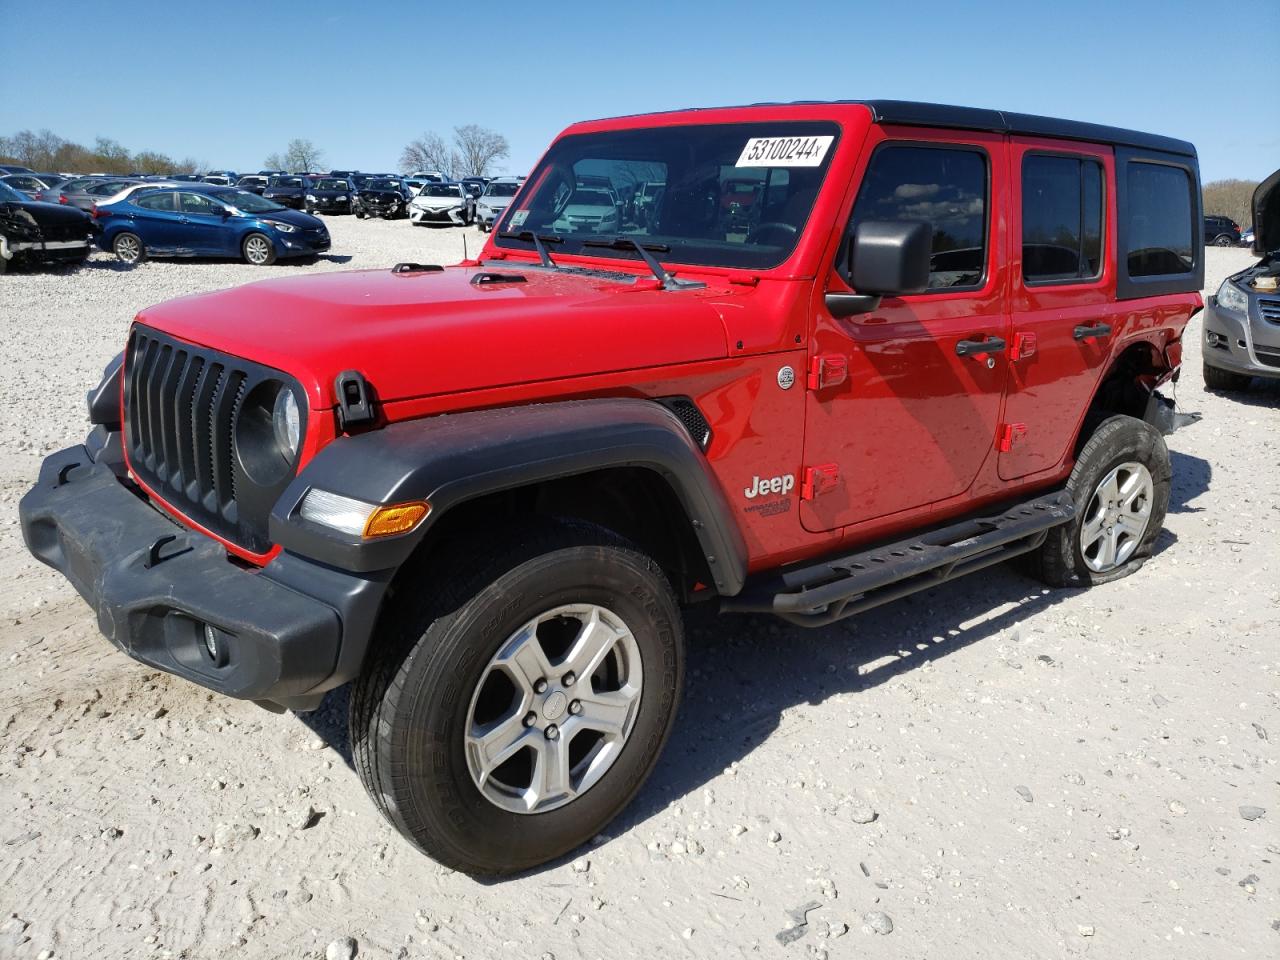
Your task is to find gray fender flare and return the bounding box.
[270,398,749,595]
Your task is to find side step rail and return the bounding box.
[721,489,1075,627]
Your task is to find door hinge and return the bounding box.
[801,463,840,501]
[1010,331,1037,361]
[807,353,849,391]
[997,423,1028,452]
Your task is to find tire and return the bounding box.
[112,231,145,264]
[1202,360,1251,392]
[241,232,276,266]
[0,247,7,275]
[349,518,683,876]
[355,209,366,219]
[1213,234,1234,247]
[1027,415,1170,588]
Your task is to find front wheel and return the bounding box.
[350,520,683,875]
[1213,234,1235,247]
[241,232,276,265]
[1027,415,1170,587]
[1202,361,1252,392]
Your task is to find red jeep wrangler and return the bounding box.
[21,101,1203,875]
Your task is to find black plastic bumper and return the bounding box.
[19,440,388,709]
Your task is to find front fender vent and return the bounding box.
[657,397,712,451]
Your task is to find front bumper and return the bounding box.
[1,235,92,263]
[308,198,350,212]
[1202,295,1280,379]
[19,437,386,710]
[410,205,465,225]
[275,230,331,257]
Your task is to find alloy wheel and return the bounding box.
[464,603,643,814]
[1079,461,1154,572]
[114,235,141,262]
[244,236,271,264]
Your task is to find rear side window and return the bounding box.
[849,145,989,290]
[1021,154,1104,283]
[135,192,175,211]
[1124,162,1194,277]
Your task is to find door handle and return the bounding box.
[955,336,1007,358]
[178,216,190,224]
[1073,323,1112,341]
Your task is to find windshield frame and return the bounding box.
[492,120,840,272]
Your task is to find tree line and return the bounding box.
[0,129,201,176]
[1202,179,1260,229]
[400,125,509,179]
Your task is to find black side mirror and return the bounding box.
[826,220,932,318]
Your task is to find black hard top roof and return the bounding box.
[854,100,1196,157]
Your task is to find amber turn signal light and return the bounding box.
[362,501,430,539]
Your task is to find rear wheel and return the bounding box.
[241,232,276,266]
[1202,361,1251,392]
[1027,415,1170,587]
[349,519,683,875]
[1212,234,1235,247]
[113,232,144,264]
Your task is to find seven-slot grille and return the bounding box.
[1259,297,1280,323]
[124,325,296,555]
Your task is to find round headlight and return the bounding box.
[273,388,301,459]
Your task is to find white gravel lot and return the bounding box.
[0,228,1275,960]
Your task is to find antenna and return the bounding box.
[462,234,468,262]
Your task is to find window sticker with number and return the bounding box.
[736,135,833,168]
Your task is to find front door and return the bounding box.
[999,138,1117,480]
[802,132,1010,533]
[177,191,233,255]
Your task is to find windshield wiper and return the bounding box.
[498,230,563,270]
[582,236,701,290]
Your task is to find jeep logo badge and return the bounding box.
[777,365,796,390]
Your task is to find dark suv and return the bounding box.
[1204,215,1242,247]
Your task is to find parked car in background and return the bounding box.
[1202,169,1280,390]
[1204,215,1242,247]
[201,175,235,187]
[353,177,410,219]
[632,180,664,227]
[0,164,36,175]
[1241,224,1255,247]
[1,173,69,202]
[552,187,621,234]
[328,169,359,181]
[259,169,288,177]
[409,181,472,226]
[0,180,96,274]
[401,177,429,197]
[263,175,310,209]
[305,177,353,215]
[94,184,329,265]
[407,169,445,182]
[167,174,202,182]
[57,177,143,212]
[475,176,523,232]
[236,175,270,195]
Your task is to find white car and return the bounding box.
[552,188,620,234]
[475,176,525,232]
[409,182,473,226]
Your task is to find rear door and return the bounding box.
[802,130,1011,532]
[999,138,1117,480]
[131,191,182,250]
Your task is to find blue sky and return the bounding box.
[1,0,1270,183]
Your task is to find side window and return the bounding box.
[179,192,222,215]
[135,192,175,212]
[848,145,988,290]
[1021,154,1104,283]
[1124,162,1194,277]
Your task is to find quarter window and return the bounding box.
[1124,162,1194,277]
[848,145,989,289]
[1021,155,1104,283]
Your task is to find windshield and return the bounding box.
[364,179,400,191]
[224,190,285,213]
[269,177,304,188]
[0,181,25,202]
[484,181,520,198]
[495,121,838,270]
[422,184,460,198]
[315,179,348,191]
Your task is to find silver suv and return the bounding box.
[475,176,524,232]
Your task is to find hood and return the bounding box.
[1,199,92,233]
[253,207,324,229]
[413,193,462,208]
[264,186,304,197]
[360,188,402,199]
[481,195,514,210]
[1253,168,1279,256]
[134,265,732,410]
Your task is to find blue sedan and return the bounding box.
[95,184,330,265]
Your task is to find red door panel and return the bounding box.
[1000,138,1118,480]
[801,128,1011,533]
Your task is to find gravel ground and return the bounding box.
[0,230,1275,960]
